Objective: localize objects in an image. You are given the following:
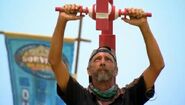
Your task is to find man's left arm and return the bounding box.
[139,21,165,89]
[123,8,165,89]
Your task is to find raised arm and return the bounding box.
[122,8,165,89]
[48,4,83,91]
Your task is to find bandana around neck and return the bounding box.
[88,84,118,101]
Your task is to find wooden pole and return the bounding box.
[74,18,83,77]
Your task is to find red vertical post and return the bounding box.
[98,0,116,50]
[96,0,109,30]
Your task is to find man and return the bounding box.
[49,4,165,105]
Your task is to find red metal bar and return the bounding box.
[55,7,152,17]
[99,35,115,50]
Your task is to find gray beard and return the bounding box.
[93,68,113,82]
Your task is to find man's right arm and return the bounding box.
[49,13,70,91]
[48,4,83,92]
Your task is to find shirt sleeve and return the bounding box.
[57,76,87,105]
[125,75,155,105]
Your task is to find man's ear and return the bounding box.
[115,70,118,76]
[87,70,91,76]
[114,66,118,76]
[87,66,91,76]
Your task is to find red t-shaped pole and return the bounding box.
[55,0,152,51]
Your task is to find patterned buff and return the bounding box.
[88,84,118,101]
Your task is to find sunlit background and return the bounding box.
[0,0,185,105]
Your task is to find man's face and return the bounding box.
[88,52,117,82]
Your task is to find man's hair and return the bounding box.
[88,46,117,83]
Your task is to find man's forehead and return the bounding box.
[92,52,114,59]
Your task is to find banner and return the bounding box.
[3,32,75,105]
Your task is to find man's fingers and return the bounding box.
[126,8,145,19]
[121,18,131,24]
[63,4,80,14]
[72,16,84,20]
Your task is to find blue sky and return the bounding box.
[0,0,185,105]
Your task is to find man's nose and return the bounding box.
[100,58,106,66]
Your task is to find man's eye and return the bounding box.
[105,58,113,62]
[94,58,101,62]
